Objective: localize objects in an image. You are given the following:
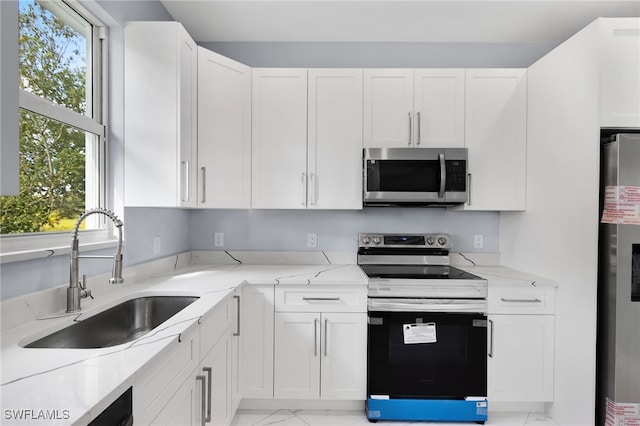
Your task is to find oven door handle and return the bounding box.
[368,298,487,313]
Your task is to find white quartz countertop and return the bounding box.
[0,263,366,425]
[458,264,559,288]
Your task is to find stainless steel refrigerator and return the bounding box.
[596,133,640,425]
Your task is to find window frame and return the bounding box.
[1,0,112,263]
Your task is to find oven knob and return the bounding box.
[362,236,371,245]
[373,237,381,245]
[438,237,448,246]
[426,237,435,245]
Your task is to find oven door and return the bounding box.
[363,147,468,205]
[368,309,487,399]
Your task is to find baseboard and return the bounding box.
[239,399,366,411]
[488,401,546,412]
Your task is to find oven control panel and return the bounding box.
[358,233,451,249]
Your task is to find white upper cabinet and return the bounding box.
[124,21,197,207]
[198,47,252,208]
[413,69,466,148]
[252,68,308,209]
[252,68,363,210]
[363,69,465,148]
[462,69,527,211]
[307,69,363,209]
[363,69,414,147]
[600,18,640,128]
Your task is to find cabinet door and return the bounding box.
[124,22,197,207]
[413,69,465,148]
[488,314,555,402]
[363,69,414,148]
[600,18,640,128]
[197,48,252,208]
[320,312,367,400]
[252,69,308,209]
[241,285,274,399]
[177,24,198,208]
[307,69,363,210]
[201,333,232,426]
[274,312,320,399]
[464,69,527,211]
[150,370,201,426]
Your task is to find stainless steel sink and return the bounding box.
[25,296,199,349]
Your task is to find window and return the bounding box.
[0,0,106,241]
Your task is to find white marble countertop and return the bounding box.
[0,263,367,425]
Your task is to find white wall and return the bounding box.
[499,21,602,426]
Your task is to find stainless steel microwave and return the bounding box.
[363,147,468,206]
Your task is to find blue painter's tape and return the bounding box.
[366,398,488,423]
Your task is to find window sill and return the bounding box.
[0,239,124,264]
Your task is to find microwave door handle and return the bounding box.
[438,153,446,199]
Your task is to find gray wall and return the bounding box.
[0,0,19,196]
[190,209,499,253]
[199,41,558,68]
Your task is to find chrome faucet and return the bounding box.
[67,208,124,313]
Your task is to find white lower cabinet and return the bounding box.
[273,286,367,401]
[150,369,201,425]
[240,285,275,399]
[487,286,556,402]
[274,312,367,400]
[134,292,240,426]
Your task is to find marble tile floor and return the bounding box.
[230,409,559,426]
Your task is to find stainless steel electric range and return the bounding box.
[358,233,488,424]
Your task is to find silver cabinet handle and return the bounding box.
[438,153,446,199]
[408,112,412,146]
[314,318,318,357]
[416,111,421,146]
[488,319,494,358]
[301,172,307,206]
[181,161,190,202]
[309,173,316,206]
[467,173,472,206]
[500,298,542,303]
[201,166,206,203]
[233,295,240,336]
[324,318,328,357]
[203,366,212,422]
[196,375,206,426]
[302,297,341,301]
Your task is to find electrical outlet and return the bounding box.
[214,232,224,247]
[307,233,317,248]
[153,236,161,255]
[473,234,484,249]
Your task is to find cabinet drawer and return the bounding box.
[275,286,367,312]
[488,286,556,314]
[134,323,200,424]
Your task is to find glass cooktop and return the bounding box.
[360,264,483,280]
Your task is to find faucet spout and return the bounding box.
[67,208,124,313]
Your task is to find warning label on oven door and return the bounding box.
[403,322,437,344]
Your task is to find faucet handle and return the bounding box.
[80,275,94,300]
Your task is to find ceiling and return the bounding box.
[160,0,640,44]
